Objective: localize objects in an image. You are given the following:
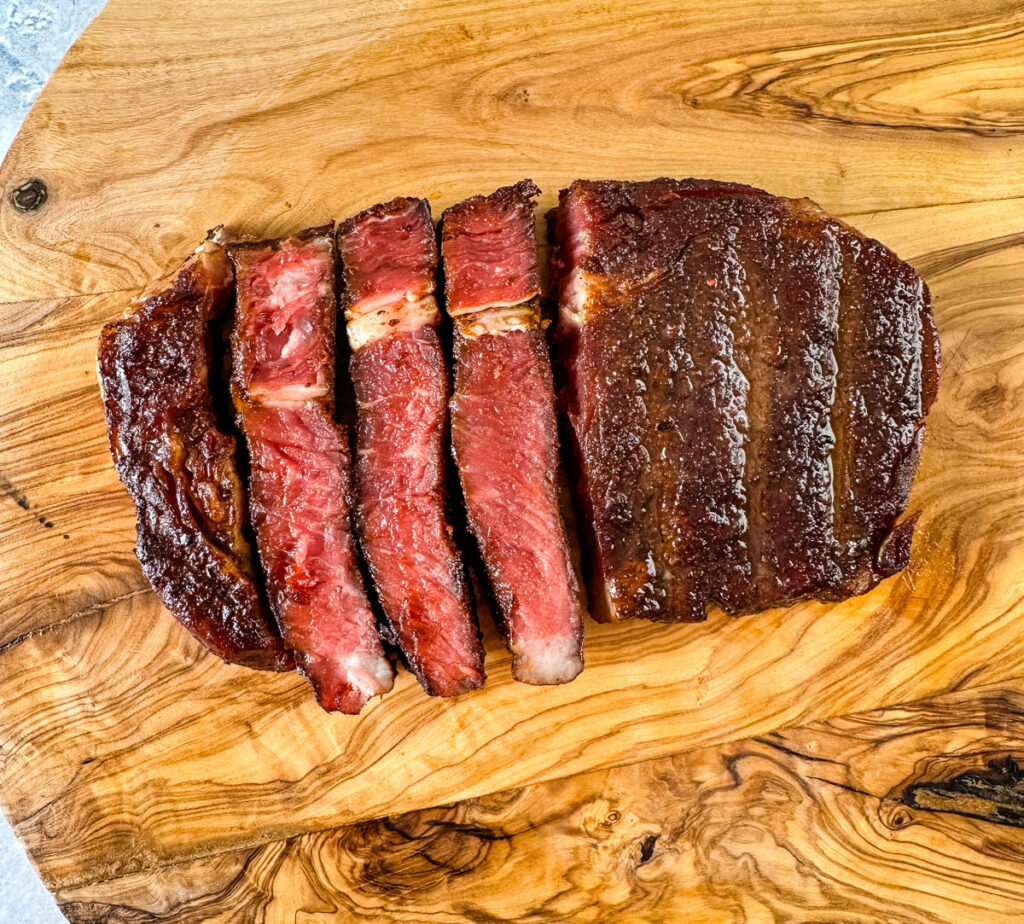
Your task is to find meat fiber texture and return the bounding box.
[97,236,291,671]
[442,181,585,685]
[229,226,394,713]
[552,178,941,623]
[338,197,485,697]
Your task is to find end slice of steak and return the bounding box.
[552,178,940,622]
[229,226,394,713]
[442,181,584,685]
[338,197,485,697]
[829,226,941,595]
[97,236,291,671]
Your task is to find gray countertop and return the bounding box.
[1,4,106,920]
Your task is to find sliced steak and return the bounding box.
[338,197,485,696]
[229,226,394,713]
[98,236,290,671]
[442,181,584,685]
[552,178,940,623]
[830,226,942,593]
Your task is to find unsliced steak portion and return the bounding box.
[442,181,584,685]
[98,236,290,671]
[338,197,485,696]
[230,226,393,712]
[552,178,940,622]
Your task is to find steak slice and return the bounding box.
[830,228,942,594]
[97,236,290,671]
[338,197,485,696]
[229,226,394,713]
[552,178,940,622]
[441,181,584,685]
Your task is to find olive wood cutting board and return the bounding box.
[1,0,1023,918]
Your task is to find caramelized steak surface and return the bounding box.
[552,178,940,623]
[98,237,290,670]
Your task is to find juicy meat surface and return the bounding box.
[552,177,940,623]
[441,180,543,316]
[451,330,585,683]
[230,226,394,713]
[243,404,395,711]
[338,197,437,308]
[442,181,584,685]
[232,235,334,405]
[339,198,485,696]
[97,237,290,671]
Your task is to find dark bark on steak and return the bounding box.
[338,197,485,697]
[442,181,584,685]
[829,230,939,594]
[97,236,291,671]
[552,178,940,623]
[229,226,394,713]
[748,212,842,606]
[652,231,753,619]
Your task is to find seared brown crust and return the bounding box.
[553,178,940,622]
[226,224,336,252]
[97,238,291,670]
[828,230,938,595]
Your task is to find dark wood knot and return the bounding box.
[638,833,658,864]
[884,804,914,829]
[897,755,1024,829]
[9,178,48,213]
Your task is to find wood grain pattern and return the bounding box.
[1,0,1022,303]
[55,681,1024,922]
[0,291,145,646]
[1,0,1023,912]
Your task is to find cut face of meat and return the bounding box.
[339,198,485,696]
[97,236,291,671]
[339,198,436,311]
[232,234,335,405]
[243,403,395,711]
[552,178,940,623]
[442,181,584,685]
[230,226,394,713]
[442,180,543,318]
[450,329,585,682]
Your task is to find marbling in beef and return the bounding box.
[98,235,291,671]
[552,178,940,622]
[229,226,394,713]
[442,181,584,685]
[338,197,485,696]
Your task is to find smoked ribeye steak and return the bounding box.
[97,236,290,671]
[229,226,394,713]
[442,181,584,685]
[552,178,940,623]
[338,197,485,696]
